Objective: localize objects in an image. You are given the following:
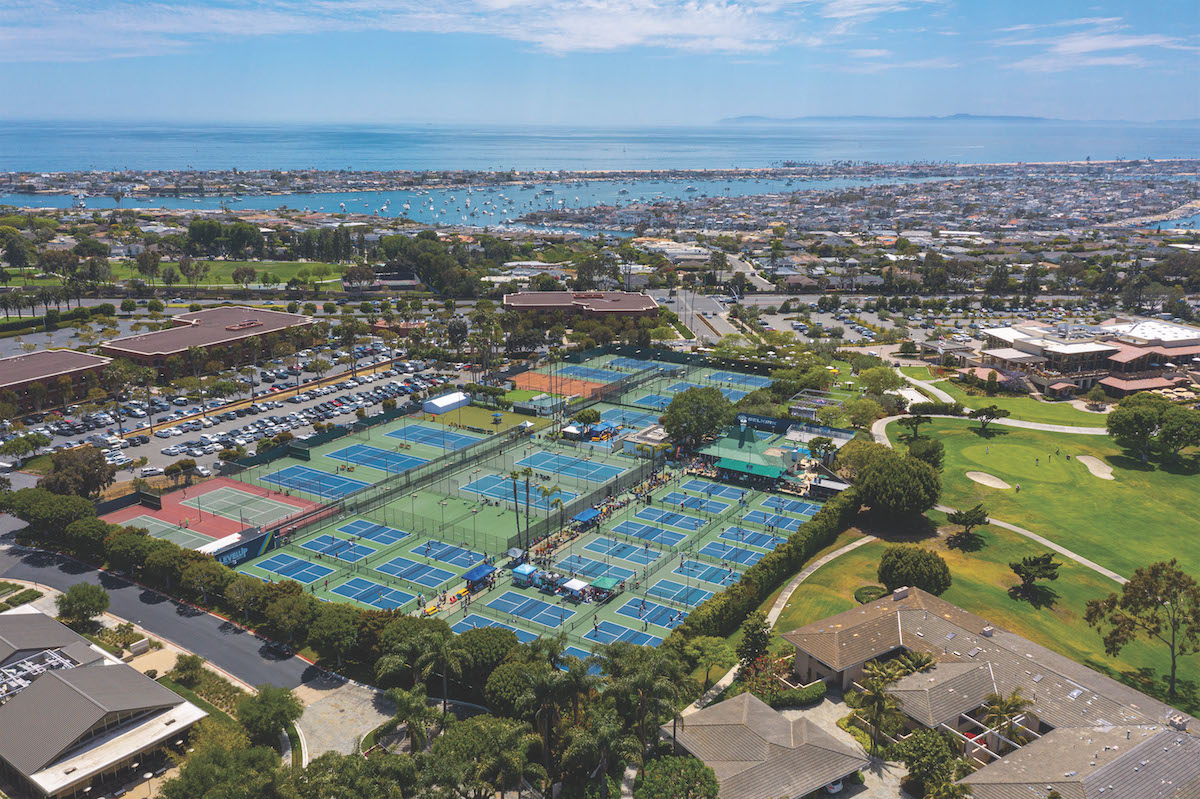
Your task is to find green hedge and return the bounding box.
[676,487,861,639]
[854,585,887,604]
[5,589,43,607]
[908,401,964,416]
[768,681,827,708]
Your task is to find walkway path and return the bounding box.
[683,535,878,716]
[871,416,1127,585]
[897,372,1108,434]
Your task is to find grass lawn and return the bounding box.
[505,389,556,402]
[109,260,344,287]
[158,676,238,725]
[425,404,552,433]
[899,365,936,380]
[886,418,1200,579]
[934,379,1108,427]
[768,522,1197,715]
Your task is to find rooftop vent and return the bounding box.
[1168,715,1189,731]
[892,586,910,600]
[981,625,994,638]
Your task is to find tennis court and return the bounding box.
[516,450,624,482]
[674,559,738,585]
[682,480,746,500]
[742,510,805,532]
[452,614,538,643]
[584,536,661,565]
[385,423,481,451]
[610,357,665,371]
[330,577,414,610]
[326,443,429,474]
[125,515,214,550]
[300,534,376,563]
[762,496,822,515]
[632,394,672,410]
[557,554,635,582]
[338,519,409,546]
[375,556,455,588]
[615,598,689,630]
[487,591,575,628]
[261,465,369,499]
[611,521,687,548]
[699,541,764,566]
[709,371,772,388]
[662,492,729,514]
[560,364,625,383]
[647,579,713,607]
[666,381,747,401]
[462,474,578,509]
[584,620,663,647]
[636,506,707,532]
[720,527,787,550]
[180,486,301,527]
[254,552,335,583]
[600,408,660,428]
[413,539,487,569]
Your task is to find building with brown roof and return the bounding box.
[0,350,111,413]
[502,291,659,318]
[660,693,868,799]
[783,588,1197,798]
[100,305,312,373]
[0,608,206,799]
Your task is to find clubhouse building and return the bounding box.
[502,291,659,318]
[100,305,312,374]
[782,587,1199,798]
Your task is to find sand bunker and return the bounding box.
[966,471,1011,489]
[1077,455,1115,480]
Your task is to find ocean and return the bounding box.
[3,119,1200,173]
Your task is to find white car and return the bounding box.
[825,779,844,794]
[154,429,173,439]
[194,466,212,478]
[141,466,164,477]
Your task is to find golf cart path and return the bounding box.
[897,373,1108,434]
[872,417,1127,586]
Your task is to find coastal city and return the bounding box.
[2,2,1200,799]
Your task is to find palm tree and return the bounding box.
[484,717,545,799]
[520,466,534,547]
[863,658,903,685]
[521,668,566,788]
[560,655,601,724]
[560,708,639,799]
[383,684,436,753]
[847,679,903,756]
[612,649,683,773]
[898,650,935,676]
[540,483,564,534]
[982,687,1036,746]
[416,630,474,715]
[528,633,567,671]
[374,632,426,688]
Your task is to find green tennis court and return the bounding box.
[181,486,302,527]
[125,514,215,550]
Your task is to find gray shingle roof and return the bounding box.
[0,613,84,665]
[888,661,998,727]
[0,664,183,777]
[663,693,868,799]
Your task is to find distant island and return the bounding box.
[720,113,1055,124]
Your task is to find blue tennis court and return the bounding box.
[557,554,634,582]
[584,536,661,565]
[452,614,538,643]
[254,552,335,583]
[682,480,747,500]
[636,506,707,532]
[633,393,672,410]
[584,620,663,647]
[300,534,376,563]
[462,474,578,509]
[616,598,689,630]
[610,357,665,371]
[516,450,624,482]
[662,492,729,514]
[720,527,787,550]
[487,591,575,628]
[675,559,739,585]
[330,577,414,610]
[601,408,660,428]
[375,556,455,588]
[742,510,805,532]
[611,521,687,547]
[667,381,747,401]
[560,364,625,383]
[709,371,772,388]
[762,496,822,515]
[338,519,409,546]
[385,423,481,451]
[261,465,369,499]
[700,541,764,566]
[648,579,713,607]
[327,443,429,474]
[413,540,486,569]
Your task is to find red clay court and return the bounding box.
[512,370,607,399]
[102,477,325,550]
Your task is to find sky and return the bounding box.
[1,0,1198,125]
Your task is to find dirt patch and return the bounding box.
[1076,455,1115,480]
[966,471,1011,489]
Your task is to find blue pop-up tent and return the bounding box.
[572,508,601,525]
[462,563,496,583]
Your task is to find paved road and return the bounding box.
[0,535,319,688]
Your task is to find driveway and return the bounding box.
[294,679,396,760]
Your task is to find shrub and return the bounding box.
[853,585,887,604]
[908,400,964,416]
[5,589,43,607]
[768,681,827,708]
[878,545,952,595]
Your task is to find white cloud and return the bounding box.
[839,54,954,73]
[849,48,891,57]
[995,17,1186,72]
